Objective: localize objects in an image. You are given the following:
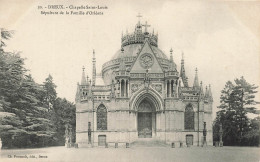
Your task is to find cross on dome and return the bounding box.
[142,21,151,34]
[137,13,142,21]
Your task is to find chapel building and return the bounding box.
[75,19,213,147]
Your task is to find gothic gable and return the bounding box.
[130,40,164,73]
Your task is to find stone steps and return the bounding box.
[131,138,169,147]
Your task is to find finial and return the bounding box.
[152,28,154,35]
[200,81,202,86]
[137,13,142,23]
[195,67,198,73]
[89,79,92,85]
[142,21,151,34]
[81,66,87,85]
[182,51,184,60]
[169,48,173,62]
[93,49,95,58]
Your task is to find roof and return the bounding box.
[111,44,168,60]
[95,73,105,86]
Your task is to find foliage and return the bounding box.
[0,30,75,148]
[43,75,57,107]
[213,77,259,146]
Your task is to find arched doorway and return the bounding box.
[137,98,156,138]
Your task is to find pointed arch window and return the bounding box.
[97,104,107,130]
[121,80,125,97]
[184,104,194,130]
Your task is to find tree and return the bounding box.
[242,117,260,146]
[0,29,75,148]
[0,30,55,148]
[52,98,76,145]
[1,28,14,48]
[43,74,57,110]
[214,77,259,146]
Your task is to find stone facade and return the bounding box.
[75,20,213,147]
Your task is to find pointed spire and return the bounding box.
[199,81,204,101]
[205,86,209,98]
[86,75,89,85]
[88,79,92,99]
[92,49,96,86]
[181,51,184,64]
[209,84,213,101]
[170,48,173,62]
[137,13,142,27]
[180,51,188,87]
[168,48,175,72]
[75,82,80,102]
[81,66,87,85]
[193,68,199,89]
[200,81,204,95]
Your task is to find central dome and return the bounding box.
[111,44,168,60]
[110,20,168,60]
[102,20,171,85]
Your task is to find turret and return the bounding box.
[81,66,87,85]
[75,82,81,102]
[86,75,89,84]
[121,16,158,47]
[87,79,92,100]
[180,52,189,87]
[193,68,199,90]
[208,84,213,102]
[168,48,176,71]
[204,86,209,101]
[199,81,204,100]
[92,50,96,86]
[170,48,173,62]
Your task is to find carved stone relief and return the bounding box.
[151,84,162,94]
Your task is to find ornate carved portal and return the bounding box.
[137,99,156,138]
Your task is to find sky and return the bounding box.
[1,0,259,119]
